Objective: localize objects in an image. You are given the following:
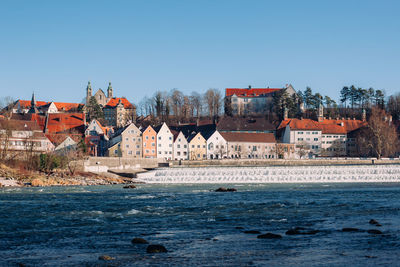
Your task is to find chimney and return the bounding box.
[389,115,393,123]
[340,122,344,127]
[248,85,251,89]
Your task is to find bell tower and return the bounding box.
[107,82,113,99]
[86,81,92,105]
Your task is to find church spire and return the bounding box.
[28,92,39,114]
[107,82,113,98]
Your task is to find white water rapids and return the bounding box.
[136,165,400,184]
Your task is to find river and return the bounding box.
[1,183,400,266]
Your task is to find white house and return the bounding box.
[206,130,227,159]
[156,122,173,160]
[173,131,188,160]
[221,132,277,159]
[279,118,322,157]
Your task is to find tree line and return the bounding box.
[137,88,223,124]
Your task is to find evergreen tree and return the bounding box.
[86,96,104,121]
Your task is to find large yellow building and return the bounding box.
[187,132,206,160]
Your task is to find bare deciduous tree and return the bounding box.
[357,107,399,159]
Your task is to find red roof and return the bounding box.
[105,98,134,109]
[45,133,82,146]
[16,100,83,112]
[278,118,366,134]
[278,118,322,131]
[31,113,85,134]
[226,88,281,97]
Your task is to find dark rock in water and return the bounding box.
[376,224,382,227]
[235,226,244,230]
[244,230,261,234]
[123,185,136,189]
[367,229,383,235]
[369,219,379,225]
[286,229,301,235]
[131,237,149,244]
[303,230,319,235]
[215,187,236,192]
[365,255,378,259]
[99,255,115,261]
[257,233,282,239]
[146,244,167,253]
[342,228,360,232]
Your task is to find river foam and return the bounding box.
[136,164,400,184]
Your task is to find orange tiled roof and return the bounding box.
[278,118,321,131]
[221,132,276,143]
[45,133,82,146]
[16,100,83,112]
[278,118,366,134]
[31,113,85,134]
[105,97,134,109]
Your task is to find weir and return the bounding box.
[136,165,400,184]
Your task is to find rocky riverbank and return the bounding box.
[0,164,127,187]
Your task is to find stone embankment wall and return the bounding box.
[171,158,400,167]
[83,157,161,174]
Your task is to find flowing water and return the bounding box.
[136,165,400,183]
[1,176,400,266]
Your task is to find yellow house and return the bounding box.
[187,132,206,160]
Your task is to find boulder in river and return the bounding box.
[215,187,237,192]
[367,229,383,235]
[146,244,168,253]
[123,185,136,189]
[257,233,282,239]
[131,237,149,244]
[369,219,379,225]
[244,230,261,234]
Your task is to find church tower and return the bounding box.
[86,81,92,105]
[107,82,113,99]
[28,92,39,114]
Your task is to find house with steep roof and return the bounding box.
[221,132,277,159]
[187,132,207,160]
[103,97,136,128]
[173,131,189,161]
[85,119,111,156]
[107,123,142,158]
[155,122,173,160]
[142,125,157,158]
[46,134,80,154]
[206,130,227,159]
[226,84,297,115]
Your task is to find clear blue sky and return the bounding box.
[1,0,399,105]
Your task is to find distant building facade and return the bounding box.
[225,84,297,115]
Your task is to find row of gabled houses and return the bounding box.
[84,105,367,160]
[1,94,368,160]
